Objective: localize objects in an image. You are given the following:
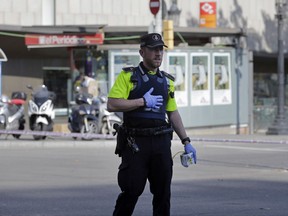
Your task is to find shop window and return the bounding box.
[43,69,70,111]
[253,73,278,132]
[254,73,277,105]
[73,49,108,95]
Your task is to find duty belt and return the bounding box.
[124,125,174,136]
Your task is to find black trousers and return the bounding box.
[113,134,173,216]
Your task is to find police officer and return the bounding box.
[107,33,197,216]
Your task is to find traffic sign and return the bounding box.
[149,0,160,16]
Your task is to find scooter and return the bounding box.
[0,92,27,139]
[27,85,56,140]
[95,95,122,135]
[68,92,99,140]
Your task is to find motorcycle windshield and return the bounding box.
[34,96,49,106]
[33,86,50,105]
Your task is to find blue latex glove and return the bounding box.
[143,87,163,109]
[184,143,197,164]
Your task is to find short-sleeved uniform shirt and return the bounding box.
[108,65,177,112]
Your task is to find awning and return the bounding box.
[103,26,246,46]
[0,24,105,57]
[0,24,246,58]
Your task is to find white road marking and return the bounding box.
[205,144,288,152]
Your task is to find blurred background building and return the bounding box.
[0,0,286,133]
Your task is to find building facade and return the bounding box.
[0,0,285,52]
[0,0,286,133]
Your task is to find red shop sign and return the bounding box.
[25,33,104,47]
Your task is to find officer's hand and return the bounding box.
[184,143,197,164]
[143,87,163,109]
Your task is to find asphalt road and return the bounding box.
[0,134,287,216]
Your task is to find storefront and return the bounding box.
[108,46,250,130]
[0,24,249,131]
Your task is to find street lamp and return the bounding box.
[168,0,181,26]
[267,0,288,135]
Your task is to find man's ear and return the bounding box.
[139,49,144,57]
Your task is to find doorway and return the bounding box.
[43,67,71,116]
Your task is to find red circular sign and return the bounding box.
[149,0,160,16]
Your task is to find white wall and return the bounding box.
[42,0,55,25]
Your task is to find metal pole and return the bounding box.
[0,62,2,96]
[267,0,288,135]
[53,0,56,25]
[249,51,254,134]
[235,37,241,135]
[155,2,162,34]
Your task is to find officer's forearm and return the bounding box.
[107,97,145,112]
[168,110,188,141]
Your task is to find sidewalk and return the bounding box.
[53,115,248,134]
[52,116,288,144]
[51,114,288,144]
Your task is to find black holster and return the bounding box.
[114,124,127,157]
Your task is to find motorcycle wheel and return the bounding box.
[13,124,25,139]
[41,124,52,140]
[12,134,21,139]
[33,124,44,140]
[80,120,99,141]
[101,120,119,135]
[68,124,78,140]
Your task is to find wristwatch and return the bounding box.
[181,137,191,145]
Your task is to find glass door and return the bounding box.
[43,67,71,116]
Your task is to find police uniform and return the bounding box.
[109,57,177,215]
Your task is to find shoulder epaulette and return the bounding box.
[122,66,136,72]
[161,71,175,82]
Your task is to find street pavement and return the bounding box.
[0,133,287,216]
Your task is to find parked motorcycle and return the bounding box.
[0,92,27,139]
[27,85,56,140]
[68,92,99,140]
[95,95,122,135]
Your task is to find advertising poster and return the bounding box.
[212,53,232,105]
[168,53,188,107]
[110,52,140,86]
[191,53,211,106]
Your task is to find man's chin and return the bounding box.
[154,61,162,67]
